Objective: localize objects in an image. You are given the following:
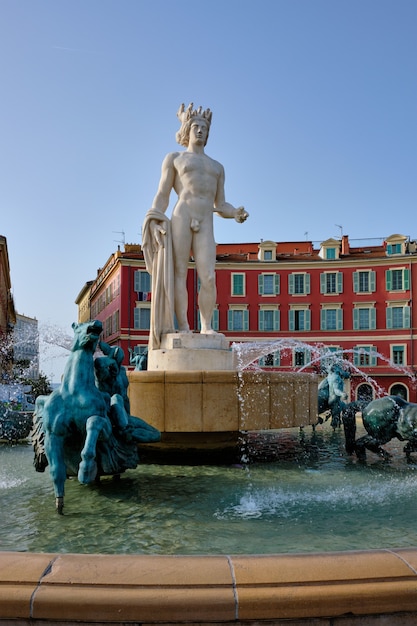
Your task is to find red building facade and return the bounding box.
[78,233,417,403]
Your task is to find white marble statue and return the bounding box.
[143,103,248,349]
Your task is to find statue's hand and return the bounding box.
[150,219,167,249]
[234,206,249,223]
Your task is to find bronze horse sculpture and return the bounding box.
[317,362,351,429]
[343,395,417,461]
[32,320,160,513]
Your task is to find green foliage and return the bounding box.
[23,373,53,399]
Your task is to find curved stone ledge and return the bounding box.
[1,548,417,624]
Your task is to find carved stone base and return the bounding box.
[147,332,236,371]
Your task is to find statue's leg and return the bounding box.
[44,431,66,514]
[109,394,129,432]
[78,416,112,484]
[127,415,161,443]
[194,227,217,334]
[355,434,391,461]
[171,215,192,332]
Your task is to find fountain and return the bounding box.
[2,104,417,624]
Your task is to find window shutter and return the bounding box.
[386,270,392,291]
[353,308,359,330]
[258,310,264,331]
[386,307,393,329]
[288,274,294,294]
[404,269,410,290]
[227,310,233,330]
[274,309,280,331]
[370,271,376,292]
[337,272,343,294]
[305,274,311,294]
[243,309,249,331]
[404,306,411,328]
[370,307,376,329]
[337,308,343,330]
[289,310,295,331]
[258,274,264,295]
[320,274,326,294]
[320,309,326,330]
[274,274,280,295]
[353,272,359,292]
[212,309,219,331]
[305,309,311,330]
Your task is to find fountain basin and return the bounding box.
[3,428,417,623]
[2,549,417,624]
[128,370,318,461]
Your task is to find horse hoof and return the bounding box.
[56,497,64,515]
[78,460,97,484]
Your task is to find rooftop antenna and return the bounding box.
[304,231,309,240]
[335,224,343,239]
[113,230,125,246]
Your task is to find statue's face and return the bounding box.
[189,119,209,146]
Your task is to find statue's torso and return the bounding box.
[172,152,221,218]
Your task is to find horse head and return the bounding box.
[328,362,351,380]
[71,320,103,353]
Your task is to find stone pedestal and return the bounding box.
[127,369,318,462]
[147,332,236,371]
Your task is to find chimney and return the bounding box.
[341,235,350,255]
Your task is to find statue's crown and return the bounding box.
[177,102,212,127]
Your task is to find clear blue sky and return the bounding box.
[1,0,416,381]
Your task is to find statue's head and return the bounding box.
[176,102,212,147]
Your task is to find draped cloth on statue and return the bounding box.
[142,209,175,349]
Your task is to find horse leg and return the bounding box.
[404,440,417,462]
[44,431,66,514]
[355,434,391,462]
[330,407,341,430]
[342,404,357,455]
[78,416,112,484]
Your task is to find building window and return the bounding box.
[105,316,112,337]
[353,270,375,293]
[320,271,342,294]
[134,270,151,299]
[386,268,409,291]
[386,304,411,329]
[387,243,402,255]
[293,348,311,367]
[228,307,249,331]
[289,273,310,295]
[258,273,280,295]
[353,345,377,367]
[353,306,376,330]
[113,310,119,333]
[198,308,219,331]
[326,248,336,260]
[231,273,245,296]
[258,241,276,261]
[321,307,343,330]
[134,306,151,330]
[258,307,280,332]
[391,345,405,365]
[259,351,280,367]
[289,307,311,331]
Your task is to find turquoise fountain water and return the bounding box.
[2,335,417,557]
[2,421,417,555]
